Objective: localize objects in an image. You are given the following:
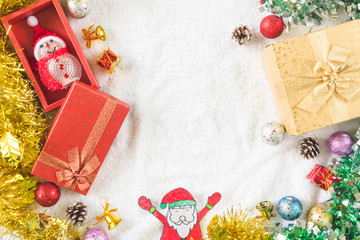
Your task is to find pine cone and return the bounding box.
[232,25,252,46]
[299,137,320,159]
[66,202,87,226]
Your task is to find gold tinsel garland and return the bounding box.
[0,0,77,239]
[206,206,270,240]
[0,167,77,240]
[0,1,46,171]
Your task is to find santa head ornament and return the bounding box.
[27,16,81,92]
[160,188,196,209]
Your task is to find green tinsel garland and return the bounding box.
[272,127,360,240]
[260,0,360,30]
[343,0,360,19]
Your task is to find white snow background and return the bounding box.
[33,0,360,239]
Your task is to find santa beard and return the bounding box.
[167,207,198,239]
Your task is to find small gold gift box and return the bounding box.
[262,20,360,136]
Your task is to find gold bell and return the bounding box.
[94,201,121,230]
[103,212,121,230]
[82,25,106,49]
[255,201,276,224]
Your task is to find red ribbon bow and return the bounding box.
[56,147,101,192]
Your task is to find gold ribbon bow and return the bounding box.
[316,169,335,192]
[37,98,118,192]
[94,200,121,230]
[255,201,276,225]
[57,147,99,191]
[288,31,360,122]
[82,25,95,49]
[38,148,100,192]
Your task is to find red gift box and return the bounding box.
[1,0,99,112]
[307,164,337,191]
[31,81,130,195]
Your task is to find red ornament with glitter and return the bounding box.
[260,15,284,39]
[97,48,122,74]
[27,15,82,92]
[34,182,61,207]
[307,164,339,191]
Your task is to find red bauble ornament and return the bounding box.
[260,15,284,39]
[35,182,61,207]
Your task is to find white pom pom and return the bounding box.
[27,16,38,27]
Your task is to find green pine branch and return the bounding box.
[260,0,360,30]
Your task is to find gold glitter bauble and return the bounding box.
[307,205,333,228]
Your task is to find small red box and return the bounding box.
[307,164,338,191]
[31,81,130,195]
[1,0,99,112]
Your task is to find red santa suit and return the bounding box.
[138,188,221,240]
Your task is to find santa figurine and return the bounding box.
[27,16,82,92]
[138,188,221,240]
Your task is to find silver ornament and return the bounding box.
[262,121,285,146]
[66,0,90,19]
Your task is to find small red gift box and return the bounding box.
[31,81,130,195]
[307,164,337,191]
[1,0,99,112]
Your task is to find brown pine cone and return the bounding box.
[66,202,87,226]
[299,137,320,159]
[232,25,252,46]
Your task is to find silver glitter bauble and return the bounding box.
[261,121,286,146]
[66,0,90,19]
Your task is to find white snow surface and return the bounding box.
[36,0,360,239]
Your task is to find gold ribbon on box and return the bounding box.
[315,169,335,192]
[37,98,118,192]
[287,30,360,123]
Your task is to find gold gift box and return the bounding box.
[262,20,360,136]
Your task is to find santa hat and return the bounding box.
[160,188,196,209]
[27,16,66,61]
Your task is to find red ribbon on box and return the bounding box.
[307,164,338,191]
[37,97,118,192]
